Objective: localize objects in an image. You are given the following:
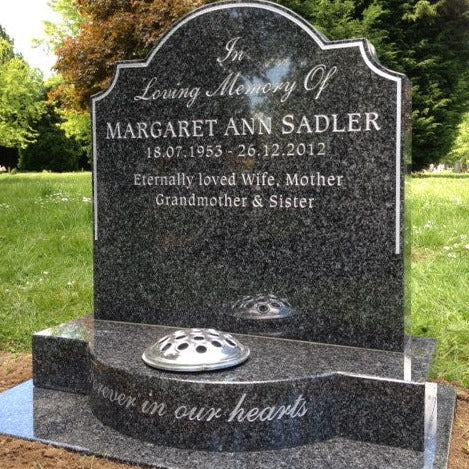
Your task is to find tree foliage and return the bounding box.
[0,39,45,149]
[18,100,87,172]
[447,112,469,165]
[17,76,90,172]
[54,0,204,110]
[276,0,469,169]
[46,74,91,162]
[49,0,469,169]
[36,0,85,53]
[0,25,14,46]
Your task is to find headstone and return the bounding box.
[92,0,410,352]
[0,3,456,469]
[453,161,462,173]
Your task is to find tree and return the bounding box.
[53,0,204,110]
[0,25,14,48]
[396,0,469,169]
[39,0,85,53]
[0,22,89,171]
[0,39,45,149]
[18,100,86,172]
[37,1,89,165]
[447,112,469,166]
[275,0,469,170]
[46,74,92,164]
[17,75,89,172]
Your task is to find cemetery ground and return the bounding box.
[0,172,467,468]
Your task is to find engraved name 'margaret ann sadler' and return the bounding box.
[105,113,381,140]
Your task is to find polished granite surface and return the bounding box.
[92,0,411,352]
[34,316,436,386]
[8,1,454,466]
[0,381,455,468]
[32,318,435,452]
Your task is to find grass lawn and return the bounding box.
[0,172,468,386]
[0,172,92,350]
[410,174,469,386]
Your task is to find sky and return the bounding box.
[1,0,61,77]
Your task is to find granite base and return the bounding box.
[0,380,455,468]
[31,317,439,452]
[0,316,456,467]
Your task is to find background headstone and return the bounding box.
[92,1,411,351]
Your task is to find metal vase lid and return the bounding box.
[142,328,250,372]
[232,294,294,320]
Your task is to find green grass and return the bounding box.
[0,172,92,350]
[0,172,467,386]
[410,173,469,386]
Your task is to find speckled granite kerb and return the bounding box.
[32,316,92,394]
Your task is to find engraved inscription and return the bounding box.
[105,37,385,212]
[93,379,309,425]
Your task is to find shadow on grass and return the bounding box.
[411,173,469,179]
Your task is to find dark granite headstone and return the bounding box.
[92,0,411,351]
[0,3,456,469]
